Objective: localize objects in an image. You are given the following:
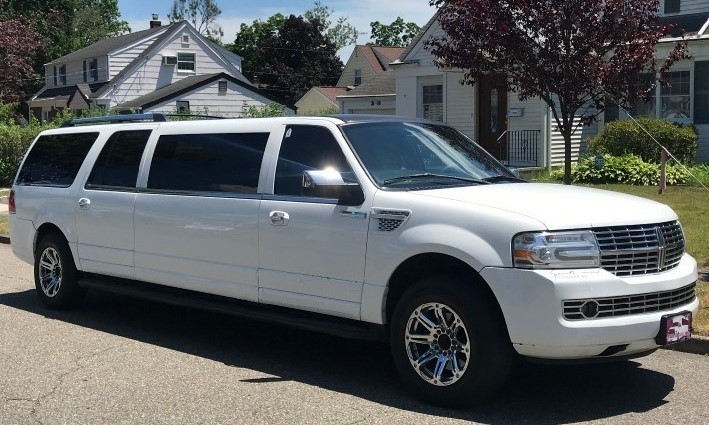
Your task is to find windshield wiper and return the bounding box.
[383,173,490,186]
[483,175,526,183]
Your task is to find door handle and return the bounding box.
[78,198,91,210]
[269,211,289,226]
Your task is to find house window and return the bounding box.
[90,58,98,81]
[177,53,196,71]
[629,73,656,118]
[59,65,67,86]
[182,34,190,44]
[695,61,709,124]
[664,0,680,14]
[53,66,58,86]
[176,101,190,114]
[218,80,227,94]
[354,69,362,86]
[422,84,444,122]
[660,71,690,120]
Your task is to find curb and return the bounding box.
[0,235,9,245]
[664,335,709,356]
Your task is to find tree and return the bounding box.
[230,14,287,79]
[69,0,131,51]
[370,17,421,47]
[168,0,224,41]
[427,0,688,184]
[232,15,343,105]
[304,1,358,50]
[0,15,45,103]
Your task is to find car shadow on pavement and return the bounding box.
[0,288,675,424]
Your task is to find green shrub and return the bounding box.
[589,117,697,163]
[572,154,689,185]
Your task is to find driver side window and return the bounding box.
[274,125,354,197]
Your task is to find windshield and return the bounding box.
[340,121,517,189]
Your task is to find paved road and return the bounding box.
[0,243,707,425]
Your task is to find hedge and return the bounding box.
[589,117,697,163]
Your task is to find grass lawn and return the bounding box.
[0,215,7,237]
[0,188,9,197]
[589,184,709,336]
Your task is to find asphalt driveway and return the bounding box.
[0,242,707,424]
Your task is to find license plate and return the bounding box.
[658,312,692,345]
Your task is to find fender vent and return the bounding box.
[372,209,411,232]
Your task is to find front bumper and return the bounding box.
[480,254,699,359]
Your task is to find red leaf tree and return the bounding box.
[0,14,45,103]
[427,0,688,184]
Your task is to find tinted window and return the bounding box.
[17,132,99,187]
[86,130,151,190]
[148,133,269,193]
[274,126,353,196]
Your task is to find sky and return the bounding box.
[118,0,437,60]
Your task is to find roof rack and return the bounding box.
[60,113,225,127]
[61,113,169,127]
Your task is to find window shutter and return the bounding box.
[83,61,87,83]
[664,0,680,13]
[695,61,709,124]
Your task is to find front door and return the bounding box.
[477,75,508,159]
[258,125,369,320]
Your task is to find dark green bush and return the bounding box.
[571,154,689,185]
[589,117,697,163]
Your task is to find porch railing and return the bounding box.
[497,130,540,167]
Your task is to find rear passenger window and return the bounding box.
[17,132,99,187]
[274,125,353,196]
[86,130,151,190]
[147,133,269,194]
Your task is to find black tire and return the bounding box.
[389,274,512,406]
[34,233,85,309]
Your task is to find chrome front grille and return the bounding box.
[593,221,684,276]
[562,283,696,320]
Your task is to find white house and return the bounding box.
[389,1,709,167]
[28,16,293,120]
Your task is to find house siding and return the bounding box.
[340,96,396,115]
[145,80,293,117]
[43,56,109,88]
[337,49,379,87]
[443,72,474,138]
[105,28,239,107]
[295,89,337,115]
[108,32,166,79]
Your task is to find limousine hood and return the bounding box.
[415,183,677,230]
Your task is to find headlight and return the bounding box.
[513,230,600,269]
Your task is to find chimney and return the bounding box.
[150,14,161,28]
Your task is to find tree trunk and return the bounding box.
[563,131,572,185]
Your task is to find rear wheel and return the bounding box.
[34,233,85,309]
[389,275,512,406]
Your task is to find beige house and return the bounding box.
[294,86,349,115]
[295,45,404,115]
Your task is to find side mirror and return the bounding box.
[302,170,365,206]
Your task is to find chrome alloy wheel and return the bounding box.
[404,302,471,386]
[38,247,63,298]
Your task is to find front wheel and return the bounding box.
[34,233,85,309]
[389,275,512,406]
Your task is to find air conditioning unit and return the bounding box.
[162,56,177,66]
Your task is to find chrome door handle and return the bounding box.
[78,198,91,210]
[269,211,289,226]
